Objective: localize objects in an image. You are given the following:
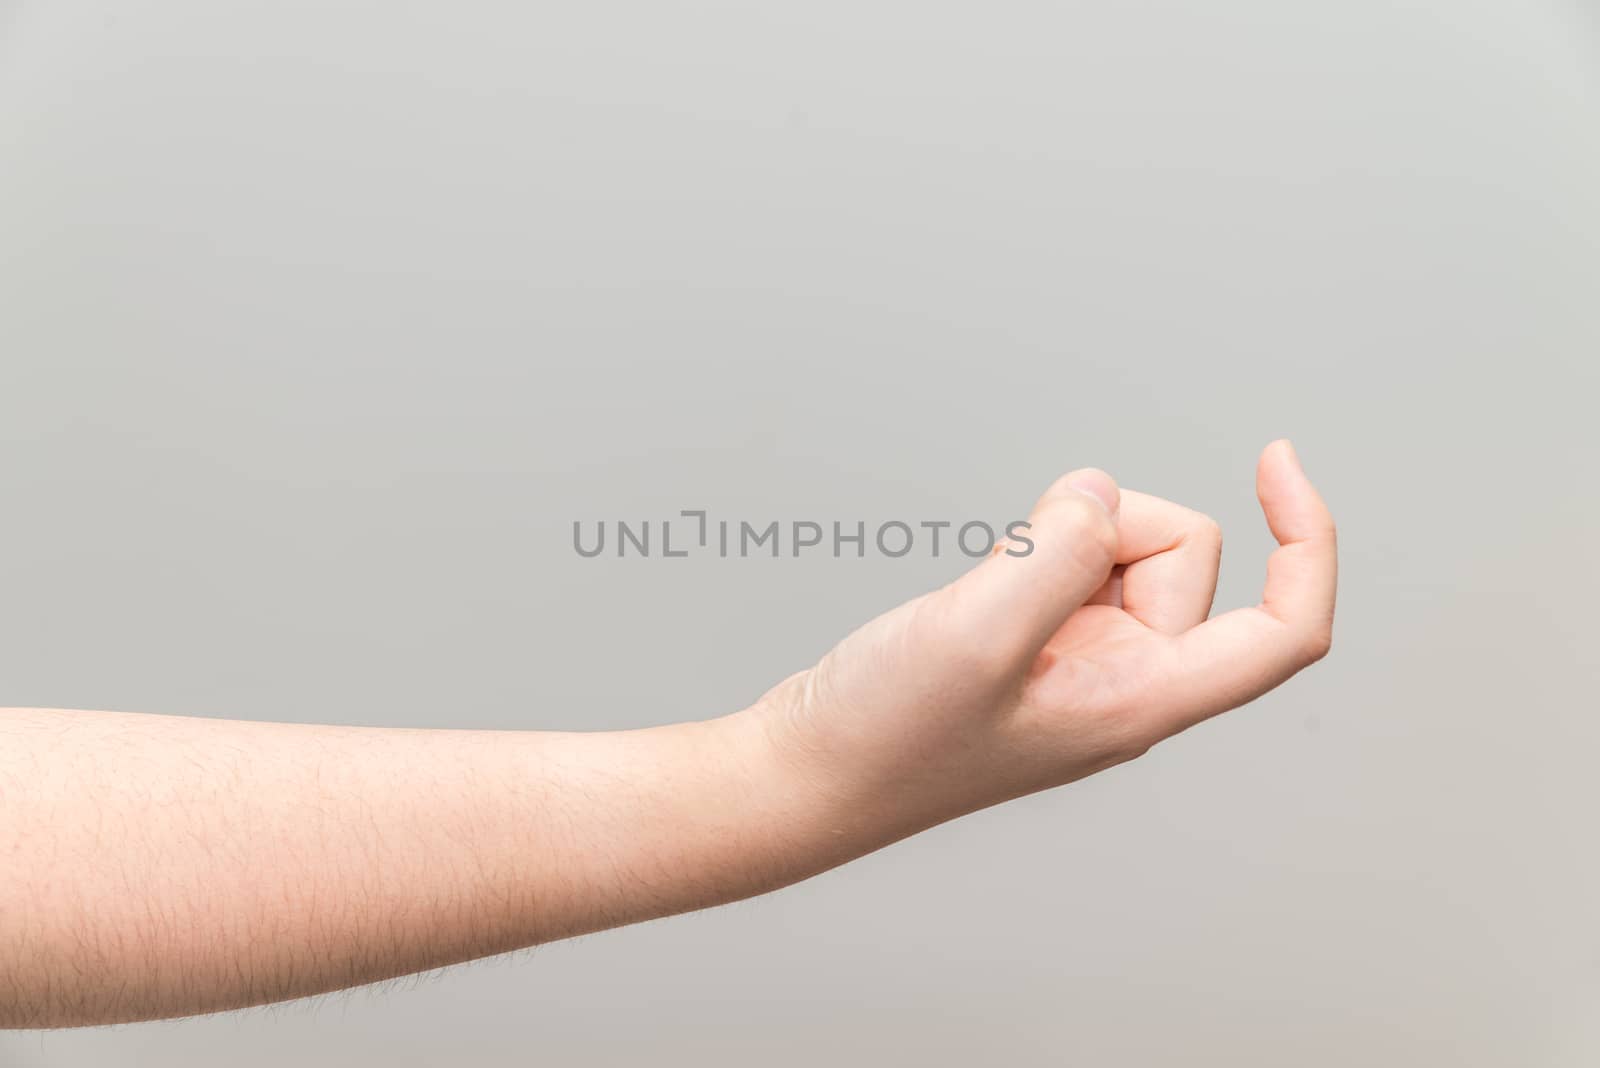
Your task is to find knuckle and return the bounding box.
[1097,716,1156,767]
[1041,495,1117,564]
[1068,697,1158,766]
[1103,727,1154,766]
[1299,622,1334,664]
[1192,514,1224,552]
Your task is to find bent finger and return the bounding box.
[1116,490,1224,633]
[1150,440,1336,734]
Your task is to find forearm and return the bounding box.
[0,694,851,1028]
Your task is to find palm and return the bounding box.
[1027,605,1175,723]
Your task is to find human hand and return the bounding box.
[756,440,1337,844]
[0,441,1335,1026]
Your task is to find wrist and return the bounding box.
[704,673,877,876]
[726,669,933,869]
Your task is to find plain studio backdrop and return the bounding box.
[0,2,1596,1064]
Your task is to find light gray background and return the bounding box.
[1,1,1596,1064]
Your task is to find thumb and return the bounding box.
[937,469,1120,667]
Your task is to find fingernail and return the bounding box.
[1064,469,1118,515]
[1280,439,1304,473]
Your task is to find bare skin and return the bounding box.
[0,440,1335,1028]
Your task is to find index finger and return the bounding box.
[1150,440,1337,735]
